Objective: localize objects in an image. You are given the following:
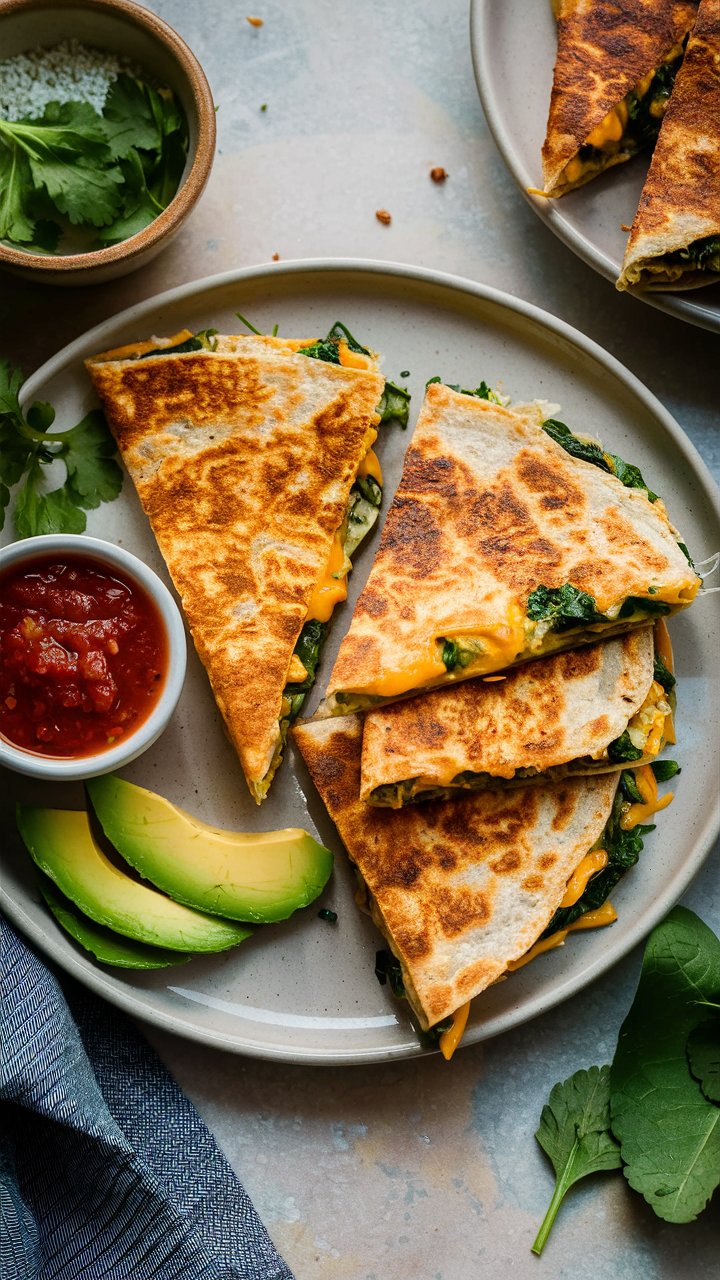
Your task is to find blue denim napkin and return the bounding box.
[0,917,294,1280]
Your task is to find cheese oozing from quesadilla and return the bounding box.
[293,716,670,1047]
[361,625,676,807]
[541,1,697,198]
[85,325,392,802]
[617,0,720,291]
[319,384,699,717]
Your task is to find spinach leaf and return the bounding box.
[669,234,720,268]
[607,731,643,764]
[651,760,680,783]
[686,1018,720,1104]
[374,949,406,998]
[139,329,218,359]
[543,772,653,935]
[324,321,370,355]
[532,1066,622,1255]
[295,338,342,364]
[425,376,504,404]
[526,583,605,632]
[377,380,410,428]
[610,907,720,1223]
[653,651,676,693]
[284,619,329,718]
[542,418,658,501]
[619,595,671,618]
[441,639,461,671]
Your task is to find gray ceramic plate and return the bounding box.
[470,0,720,334]
[2,260,719,1063]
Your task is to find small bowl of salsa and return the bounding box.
[0,534,187,780]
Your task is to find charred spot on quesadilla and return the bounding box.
[542,1,698,198]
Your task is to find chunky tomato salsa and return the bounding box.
[0,554,168,758]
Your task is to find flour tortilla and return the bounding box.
[320,384,698,715]
[360,629,657,804]
[293,715,618,1029]
[618,0,720,291]
[86,333,384,800]
[542,0,697,196]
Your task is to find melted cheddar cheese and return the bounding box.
[360,640,448,699]
[307,531,349,623]
[506,901,619,973]
[439,1000,471,1061]
[620,764,674,830]
[560,848,608,909]
[357,448,383,484]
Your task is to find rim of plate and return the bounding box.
[468,0,720,335]
[4,256,719,1064]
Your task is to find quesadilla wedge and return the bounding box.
[293,715,671,1052]
[542,0,697,197]
[319,383,699,717]
[617,0,720,291]
[86,324,392,802]
[361,624,678,806]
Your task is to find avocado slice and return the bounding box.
[38,876,192,970]
[17,806,252,953]
[85,775,333,924]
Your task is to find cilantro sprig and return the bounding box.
[0,361,122,537]
[0,75,188,254]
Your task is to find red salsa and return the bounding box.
[0,554,168,759]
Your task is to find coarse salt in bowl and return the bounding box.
[0,0,215,285]
[0,532,188,778]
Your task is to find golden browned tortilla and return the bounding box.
[360,629,664,805]
[293,715,618,1029]
[618,0,720,290]
[86,333,384,800]
[318,384,698,716]
[542,0,697,197]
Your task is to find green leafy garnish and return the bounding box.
[526,583,606,632]
[542,418,658,502]
[0,76,188,254]
[0,362,122,536]
[686,1019,720,1103]
[532,1066,622,1255]
[610,908,720,1223]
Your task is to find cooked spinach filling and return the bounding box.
[542,418,658,502]
[541,769,661,936]
[138,329,219,358]
[374,949,453,1046]
[298,321,410,427]
[426,376,505,404]
[665,235,720,273]
[576,48,684,168]
[526,583,607,632]
[606,731,644,764]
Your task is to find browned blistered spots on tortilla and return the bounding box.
[560,645,603,680]
[382,497,442,576]
[294,716,618,1029]
[86,344,383,789]
[589,715,611,738]
[522,874,544,893]
[358,591,388,619]
[620,6,720,282]
[551,787,576,833]
[542,1,697,193]
[516,449,587,512]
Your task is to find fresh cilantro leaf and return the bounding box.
[60,411,123,509]
[29,153,125,227]
[96,148,160,244]
[14,470,87,538]
[101,74,163,158]
[687,1018,720,1104]
[0,144,35,243]
[526,583,605,631]
[610,907,720,1223]
[532,1065,622,1255]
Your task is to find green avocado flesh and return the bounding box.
[38,876,192,969]
[86,775,333,924]
[17,805,252,953]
